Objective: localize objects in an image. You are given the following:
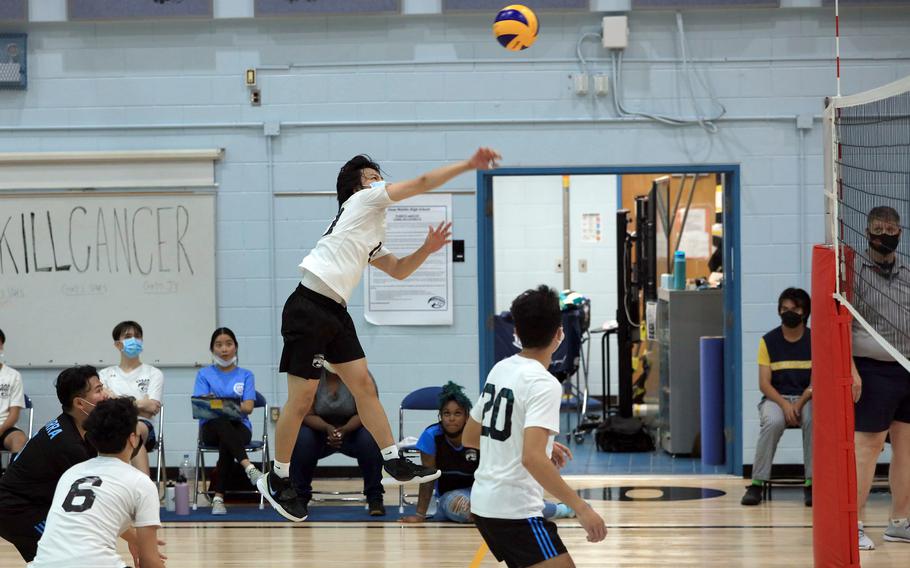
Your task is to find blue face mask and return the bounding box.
[122,337,143,358]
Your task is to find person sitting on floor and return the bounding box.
[399,381,575,524]
[290,364,385,516]
[742,287,813,507]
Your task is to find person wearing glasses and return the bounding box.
[850,205,910,550]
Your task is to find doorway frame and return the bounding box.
[476,165,743,475]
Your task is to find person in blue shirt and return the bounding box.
[192,327,264,515]
[399,382,574,524]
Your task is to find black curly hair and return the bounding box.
[511,285,562,349]
[84,397,138,454]
[336,154,382,209]
[438,381,472,414]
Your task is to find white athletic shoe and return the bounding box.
[245,466,264,487]
[212,497,227,515]
[883,518,910,543]
[858,523,875,550]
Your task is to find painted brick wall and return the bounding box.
[2,7,907,467]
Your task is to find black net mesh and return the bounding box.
[835,88,910,366]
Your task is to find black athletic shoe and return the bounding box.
[257,471,308,522]
[368,497,386,516]
[741,484,763,506]
[380,455,441,487]
[804,485,812,508]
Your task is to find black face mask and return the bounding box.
[869,233,900,255]
[780,310,803,329]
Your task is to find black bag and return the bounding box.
[595,416,655,453]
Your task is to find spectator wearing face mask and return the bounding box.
[192,327,264,515]
[99,321,164,476]
[742,288,813,507]
[850,205,910,550]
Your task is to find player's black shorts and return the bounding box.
[473,514,568,568]
[854,357,910,432]
[138,418,157,452]
[0,426,23,448]
[0,506,46,562]
[279,284,365,380]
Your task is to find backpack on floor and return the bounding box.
[595,416,655,453]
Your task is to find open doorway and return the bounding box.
[476,166,742,475]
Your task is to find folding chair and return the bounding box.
[193,391,270,510]
[397,386,443,514]
[1,394,33,471]
[154,406,167,487]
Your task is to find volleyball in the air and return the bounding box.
[493,5,539,51]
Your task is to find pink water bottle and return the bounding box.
[175,475,190,516]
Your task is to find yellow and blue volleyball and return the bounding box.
[493,5,539,51]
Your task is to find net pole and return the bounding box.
[835,0,841,97]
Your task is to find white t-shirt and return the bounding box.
[470,355,562,520]
[0,363,25,425]
[99,364,164,403]
[298,182,393,303]
[29,456,161,568]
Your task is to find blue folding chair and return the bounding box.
[193,391,270,510]
[397,386,444,513]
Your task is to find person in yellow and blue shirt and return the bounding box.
[742,288,813,507]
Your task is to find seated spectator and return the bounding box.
[0,328,27,455]
[399,382,575,524]
[742,287,813,507]
[193,327,264,515]
[291,365,385,516]
[99,320,164,476]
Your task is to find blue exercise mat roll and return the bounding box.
[700,336,725,466]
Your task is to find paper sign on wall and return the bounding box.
[675,207,710,259]
[364,193,453,326]
[581,213,602,243]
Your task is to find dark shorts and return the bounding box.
[854,357,910,433]
[0,427,24,448]
[0,506,46,562]
[138,418,157,452]
[279,284,365,380]
[473,514,568,568]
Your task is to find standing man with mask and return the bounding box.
[851,205,910,550]
[99,321,164,476]
[0,365,108,562]
[742,288,814,507]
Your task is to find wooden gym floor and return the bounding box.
[1,475,903,567]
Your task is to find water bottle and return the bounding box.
[175,475,189,516]
[179,454,194,484]
[165,482,176,512]
[673,250,687,290]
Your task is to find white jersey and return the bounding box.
[470,355,562,519]
[30,456,160,568]
[299,182,393,303]
[0,363,25,424]
[99,364,163,403]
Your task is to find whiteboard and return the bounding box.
[0,192,216,367]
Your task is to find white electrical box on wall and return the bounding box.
[601,16,628,50]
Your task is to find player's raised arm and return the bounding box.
[385,147,500,202]
[370,222,452,280]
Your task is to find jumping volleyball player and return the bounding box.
[259,147,502,521]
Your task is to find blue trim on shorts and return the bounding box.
[528,517,556,559]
